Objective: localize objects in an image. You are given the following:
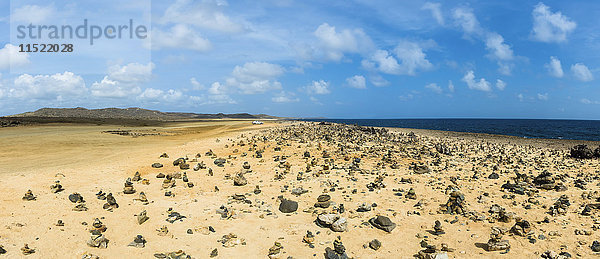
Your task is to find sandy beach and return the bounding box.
[1,120,599,258]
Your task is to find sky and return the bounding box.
[1,0,599,119]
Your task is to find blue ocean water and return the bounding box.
[300,119,600,141]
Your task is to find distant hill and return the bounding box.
[7,107,279,121]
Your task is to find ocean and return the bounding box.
[300,119,600,141]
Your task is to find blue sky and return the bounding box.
[1,0,599,119]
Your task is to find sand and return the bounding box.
[0,120,599,258]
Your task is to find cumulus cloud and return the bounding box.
[571,63,594,82]
[314,23,373,61]
[537,93,549,100]
[462,70,492,92]
[346,75,366,89]
[452,7,481,34]
[190,78,204,90]
[545,56,564,78]
[305,80,330,95]
[448,80,455,92]
[0,44,31,70]
[11,72,87,100]
[138,88,184,103]
[225,62,284,94]
[272,91,299,103]
[422,2,444,25]
[150,24,211,51]
[160,0,242,33]
[363,40,433,76]
[425,83,443,94]
[11,5,54,24]
[452,8,516,74]
[496,79,506,90]
[531,3,576,43]
[91,62,154,98]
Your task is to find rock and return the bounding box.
[487,227,510,251]
[157,226,169,236]
[0,245,7,254]
[152,163,163,168]
[137,210,149,225]
[315,194,332,208]
[357,203,372,212]
[233,173,248,186]
[279,199,298,213]
[87,232,109,249]
[440,191,466,215]
[291,187,308,196]
[103,193,119,211]
[549,195,570,216]
[242,161,251,169]
[369,215,396,233]
[433,220,445,235]
[510,219,532,236]
[123,178,136,194]
[570,145,595,159]
[488,172,500,179]
[325,237,349,259]
[50,180,64,193]
[156,172,165,178]
[369,239,381,250]
[254,185,262,194]
[132,171,141,181]
[406,188,417,199]
[303,231,315,244]
[21,244,35,255]
[128,235,146,248]
[317,213,339,226]
[592,241,600,252]
[214,158,226,167]
[210,248,218,257]
[22,190,36,201]
[268,242,283,257]
[331,217,348,232]
[173,158,185,166]
[160,153,169,158]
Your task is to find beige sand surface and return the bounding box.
[0,121,599,258]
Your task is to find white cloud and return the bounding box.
[11,72,87,100]
[138,88,185,103]
[537,93,549,100]
[448,80,455,92]
[545,56,564,78]
[305,80,330,95]
[517,93,524,102]
[225,62,284,94]
[272,91,299,103]
[531,3,576,43]
[160,0,242,33]
[346,75,366,89]
[485,33,514,61]
[571,63,594,82]
[364,40,433,76]
[190,77,204,90]
[11,5,54,24]
[452,8,515,74]
[150,24,211,51]
[422,2,444,25]
[452,7,481,34]
[208,82,228,95]
[369,74,389,87]
[0,44,31,70]
[462,70,492,92]
[425,83,443,94]
[314,23,373,61]
[91,62,154,98]
[581,98,600,105]
[496,79,506,90]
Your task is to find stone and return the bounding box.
[123,178,136,194]
[254,185,262,194]
[137,210,149,225]
[268,242,283,257]
[433,220,445,235]
[291,187,308,196]
[152,163,163,168]
[510,219,532,236]
[279,199,298,213]
[369,216,396,233]
[369,239,381,250]
[50,180,64,193]
[132,171,142,181]
[210,248,218,257]
[487,227,510,251]
[128,235,146,248]
[103,193,119,210]
[592,241,600,252]
[214,158,226,167]
[233,173,248,186]
[331,217,348,232]
[21,244,35,255]
[570,145,595,159]
[87,232,109,249]
[303,231,315,244]
[357,203,372,212]
[440,191,466,215]
[22,190,36,201]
